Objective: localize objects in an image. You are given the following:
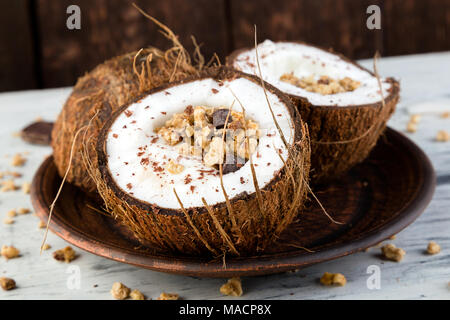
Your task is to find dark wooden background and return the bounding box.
[1,0,449,92]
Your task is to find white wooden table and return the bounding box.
[0,52,449,300]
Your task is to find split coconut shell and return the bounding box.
[227,41,400,184]
[94,66,310,256]
[52,47,201,193]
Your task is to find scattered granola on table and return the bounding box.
[0,277,16,291]
[406,122,417,133]
[426,241,441,255]
[17,207,31,215]
[381,243,406,262]
[1,245,20,260]
[6,209,16,217]
[110,282,131,300]
[320,272,347,287]
[157,292,179,300]
[436,130,449,142]
[3,218,14,225]
[130,289,145,300]
[22,182,31,194]
[10,153,26,167]
[1,180,19,192]
[41,243,51,251]
[220,277,243,297]
[409,114,421,124]
[38,220,46,229]
[53,246,77,263]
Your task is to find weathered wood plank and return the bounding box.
[35,0,228,88]
[383,0,450,56]
[0,0,36,92]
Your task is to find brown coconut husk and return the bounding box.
[226,43,400,184]
[92,66,311,256]
[52,16,208,193]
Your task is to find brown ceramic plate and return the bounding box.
[31,128,435,278]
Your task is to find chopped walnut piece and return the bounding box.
[22,182,31,194]
[1,180,19,192]
[166,159,184,174]
[53,246,77,263]
[110,282,130,300]
[157,292,179,300]
[17,207,31,215]
[7,210,16,217]
[320,272,347,286]
[0,277,16,291]
[381,243,405,262]
[427,241,441,255]
[130,289,145,300]
[10,153,26,167]
[1,245,20,260]
[220,277,243,297]
[436,130,449,142]
[410,114,421,124]
[406,122,417,133]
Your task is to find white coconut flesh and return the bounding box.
[106,77,294,209]
[232,40,392,106]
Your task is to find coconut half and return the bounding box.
[52,47,200,193]
[227,40,400,183]
[95,67,310,255]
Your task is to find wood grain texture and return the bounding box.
[30,128,435,277]
[383,0,450,56]
[35,0,227,88]
[0,0,37,91]
[229,0,384,58]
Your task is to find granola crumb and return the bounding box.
[280,73,360,95]
[381,243,406,262]
[10,153,26,167]
[110,282,130,300]
[220,277,243,297]
[7,210,16,217]
[1,245,20,260]
[42,243,51,251]
[38,220,46,229]
[22,182,31,194]
[406,122,417,133]
[1,180,19,192]
[409,114,421,124]
[17,207,31,215]
[3,218,14,225]
[320,272,347,286]
[130,289,146,300]
[53,246,77,263]
[166,159,184,174]
[436,130,449,142]
[0,277,16,291]
[427,241,441,255]
[441,112,450,118]
[390,235,397,240]
[157,292,179,300]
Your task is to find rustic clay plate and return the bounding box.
[31,128,435,278]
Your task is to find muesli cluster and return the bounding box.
[280,73,360,95]
[156,105,260,173]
